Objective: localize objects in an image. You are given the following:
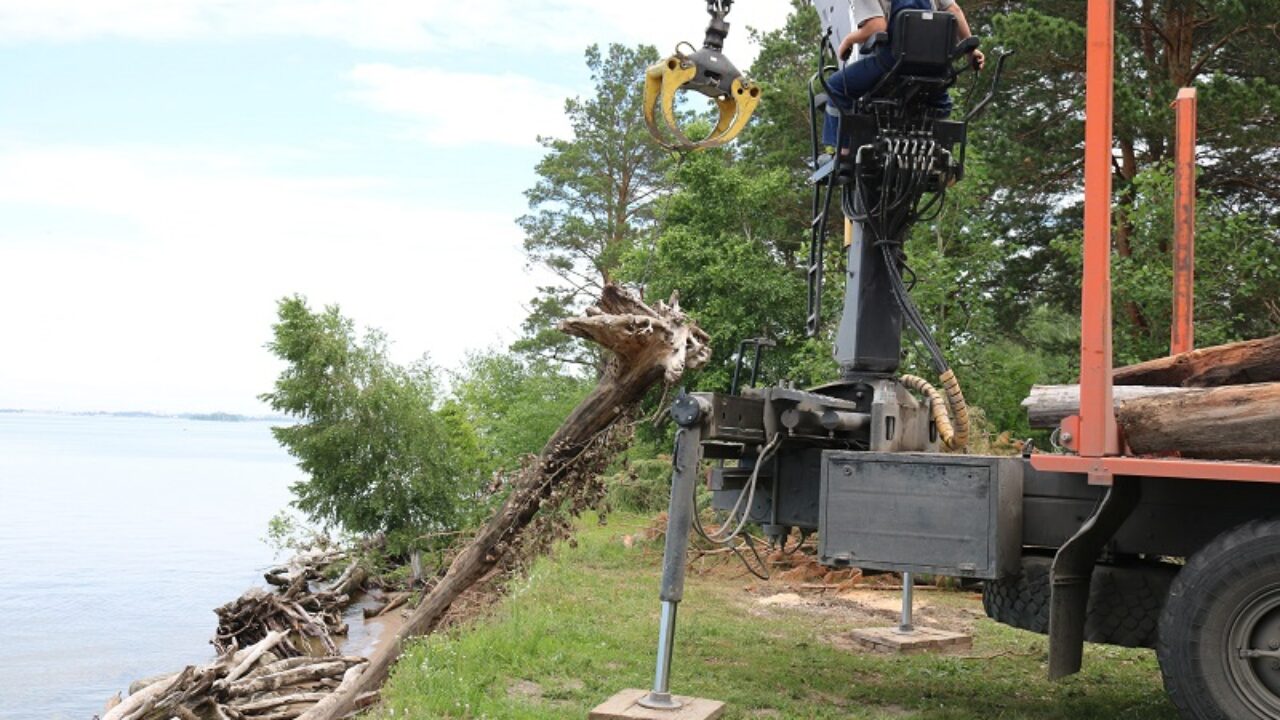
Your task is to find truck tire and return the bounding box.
[1158,518,1280,720]
[984,554,1176,648]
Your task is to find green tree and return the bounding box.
[973,0,1280,348]
[516,43,672,364]
[260,296,477,552]
[621,149,829,391]
[447,352,591,477]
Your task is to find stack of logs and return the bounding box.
[101,550,375,720]
[1023,334,1280,460]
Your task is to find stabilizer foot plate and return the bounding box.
[849,626,973,654]
[589,689,725,720]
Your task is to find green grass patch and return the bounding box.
[375,515,1178,719]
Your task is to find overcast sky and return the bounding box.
[0,0,790,415]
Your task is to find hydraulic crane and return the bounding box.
[614,2,1280,720]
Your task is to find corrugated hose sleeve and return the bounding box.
[900,371,970,451]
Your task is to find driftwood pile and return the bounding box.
[215,552,367,657]
[1023,334,1280,460]
[103,551,373,720]
[101,631,372,720]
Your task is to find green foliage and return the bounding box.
[604,457,672,513]
[515,43,672,363]
[447,351,593,477]
[1109,166,1280,362]
[622,150,819,391]
[262,510,330,557]
[260,296,479,552]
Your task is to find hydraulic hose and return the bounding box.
[900,370,970,451]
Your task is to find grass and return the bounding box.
[375,514,1180,719]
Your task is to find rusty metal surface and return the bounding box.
[1075,0,1120,458]
[1171,87,1197,356]
[1031,453,1280,485]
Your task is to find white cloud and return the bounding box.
[346,64,574,147]
[0,0,790,64]
[0,144,550,414]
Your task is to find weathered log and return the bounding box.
[303,284,710,719]
[215,559,361,657]
[225,630,287,682]
[1117,383,1280,460]
[1113,334,1280,387]
[363,592,409,618]
[102,667,191,720]
[233,692,330,713]
[225,661,349,697]
[1023,385,1186,429]
[295,663,368,720]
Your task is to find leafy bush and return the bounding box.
[261,296,482,554]
[606,457,673,513]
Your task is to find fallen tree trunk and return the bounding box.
[307,284,710,719]
[1117,383,1280,460]
[1023,385,1187,429]
[1113,334,1280,387]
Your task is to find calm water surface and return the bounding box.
[0,413,301,719]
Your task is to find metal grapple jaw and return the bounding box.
[642,1,761,152]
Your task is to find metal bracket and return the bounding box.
[1047,477,1140,679]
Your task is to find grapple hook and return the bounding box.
[641,0,759,153]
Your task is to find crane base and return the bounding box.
[589,689,725,719]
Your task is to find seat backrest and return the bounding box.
[891,9,956,71]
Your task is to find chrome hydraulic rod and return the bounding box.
[640,394,709,711]
[898,572,915,633]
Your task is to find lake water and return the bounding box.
[0,412,302,720]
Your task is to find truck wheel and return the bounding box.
[984,554,1175,648]
[1158,518,1280,720]
[983,555,1052,635]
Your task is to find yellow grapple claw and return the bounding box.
[643,53,761,152]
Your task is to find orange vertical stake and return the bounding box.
[1074,0,1120,458]
[1170,87,1197,356]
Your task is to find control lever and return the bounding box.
[964,50,1014,122]
[950,36,980,61]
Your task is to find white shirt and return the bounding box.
[853,0,954,27]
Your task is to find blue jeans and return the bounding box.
[822,48,892,148]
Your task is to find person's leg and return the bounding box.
[822,55,890,147]
[928,89,954,117]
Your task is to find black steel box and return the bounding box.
[818,452,1023,579]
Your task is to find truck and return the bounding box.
[632,2,1280,719]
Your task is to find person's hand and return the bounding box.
[971,48,986,71]
[838,33,857,60]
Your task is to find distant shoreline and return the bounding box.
[0,408,292,423]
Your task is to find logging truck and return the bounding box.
[625,2,1280,720]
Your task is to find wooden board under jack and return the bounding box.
[849,626,972,654]
[589,689,725,720]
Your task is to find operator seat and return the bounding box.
[856,9,972,116]
[820,9,976,186]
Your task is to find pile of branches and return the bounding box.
[100,631,374,720]
[214,556,367,657]
[103,550,374,720]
